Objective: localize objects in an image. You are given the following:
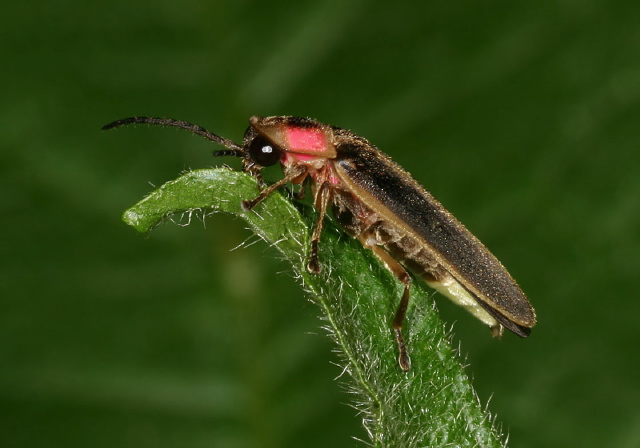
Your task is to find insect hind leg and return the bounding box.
[359,236,412,372]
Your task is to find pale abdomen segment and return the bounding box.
[373,220,502,332]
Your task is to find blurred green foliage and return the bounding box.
[1,1,640,447]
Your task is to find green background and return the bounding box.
[2,1,639,447]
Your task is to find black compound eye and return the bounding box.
[248,135,282,166]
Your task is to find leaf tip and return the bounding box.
[122,208,148,232]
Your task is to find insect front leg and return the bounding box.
[242,159,267,189]
[307,181,331,274]
[358,236,413,372]
[241,164,307,211]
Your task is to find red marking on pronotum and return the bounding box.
[103,115,536,371]
[285,126,327,152]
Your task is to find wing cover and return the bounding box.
[333,133,535,328]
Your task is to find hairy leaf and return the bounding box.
[123,168,505,447]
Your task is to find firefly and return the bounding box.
[103,115,536,371]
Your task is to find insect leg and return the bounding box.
[241,165,307,211]
[293,177,308,201]
[359,237,412,371]
[307,181,331,274]
[242,159,267,189]
[284,177,308,201]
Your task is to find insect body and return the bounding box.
[104,115,536,371]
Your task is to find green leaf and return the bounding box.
[123,168,506,447]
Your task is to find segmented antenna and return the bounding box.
[102,116,245,156]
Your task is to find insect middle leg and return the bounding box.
[359,236,412,372]
[307,181,331,274]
